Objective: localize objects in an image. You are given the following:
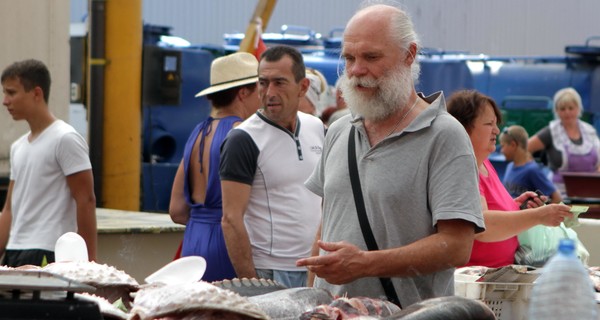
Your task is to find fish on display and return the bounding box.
[42,260,140,309]
[129,281,269,320]
[382,295,496,320]
[248,287,334,320]
[300,296,401,319]
[588,266,600,292]
[212,277,288,297]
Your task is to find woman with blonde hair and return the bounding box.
[528,87,600,195]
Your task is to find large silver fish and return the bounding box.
[384,296,496,320]
[43,261,139,309]
[248,287,334,320]
[129,281,269,320]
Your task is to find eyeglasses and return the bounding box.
[501,127,516,143]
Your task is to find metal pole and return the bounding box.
[88,0,106,207]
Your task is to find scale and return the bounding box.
[0,269,103,320]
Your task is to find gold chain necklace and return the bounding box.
[386,98,419,137]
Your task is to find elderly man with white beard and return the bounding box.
[296,3,485,308]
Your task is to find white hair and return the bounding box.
[553,87,583,119]
[356,0,421,82]
[341,58,412,121]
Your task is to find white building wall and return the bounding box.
[70,0,600,56]
[0,0,70,175]
[138,0,359,47]
[409,0,600,56]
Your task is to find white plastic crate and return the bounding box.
[455,274,533,320]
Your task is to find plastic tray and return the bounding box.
[455,274,533,320]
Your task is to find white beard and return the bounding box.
[340,64,413,122]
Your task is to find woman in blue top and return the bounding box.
[169,52,260,281]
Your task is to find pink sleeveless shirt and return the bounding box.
[466,159,519,267]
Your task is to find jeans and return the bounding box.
[255,268,307,288]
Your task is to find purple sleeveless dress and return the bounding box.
[180,116,240,281]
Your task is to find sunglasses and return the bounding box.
[501,127,516,143]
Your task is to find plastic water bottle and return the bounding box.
[528,238,598,319]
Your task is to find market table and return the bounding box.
[96,208,185,284]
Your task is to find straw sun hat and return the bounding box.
[195,52,259,97]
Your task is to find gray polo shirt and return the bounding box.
[305,92,484,306]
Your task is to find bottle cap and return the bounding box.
[557,238,576,255]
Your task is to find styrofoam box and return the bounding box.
[455,273,534,320]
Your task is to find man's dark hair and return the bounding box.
[206,83,257,108]
[260,45,306,82]
[1,59,51,103]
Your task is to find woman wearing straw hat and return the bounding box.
[169,52,261,282]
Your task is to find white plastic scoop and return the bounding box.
[55,232,89,262]
[145,256,206,285]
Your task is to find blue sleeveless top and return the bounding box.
[180,115,240,281]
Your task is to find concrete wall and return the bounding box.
[98,232,183,284]
[0,0,71,176]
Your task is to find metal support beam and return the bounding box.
[88,0,106,207]
[101,0,142,210]
[239,0,277,55]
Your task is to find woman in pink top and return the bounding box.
[447,90,572,267]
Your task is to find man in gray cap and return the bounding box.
[169,52,260,282]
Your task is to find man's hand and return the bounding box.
[296,240,368,284]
